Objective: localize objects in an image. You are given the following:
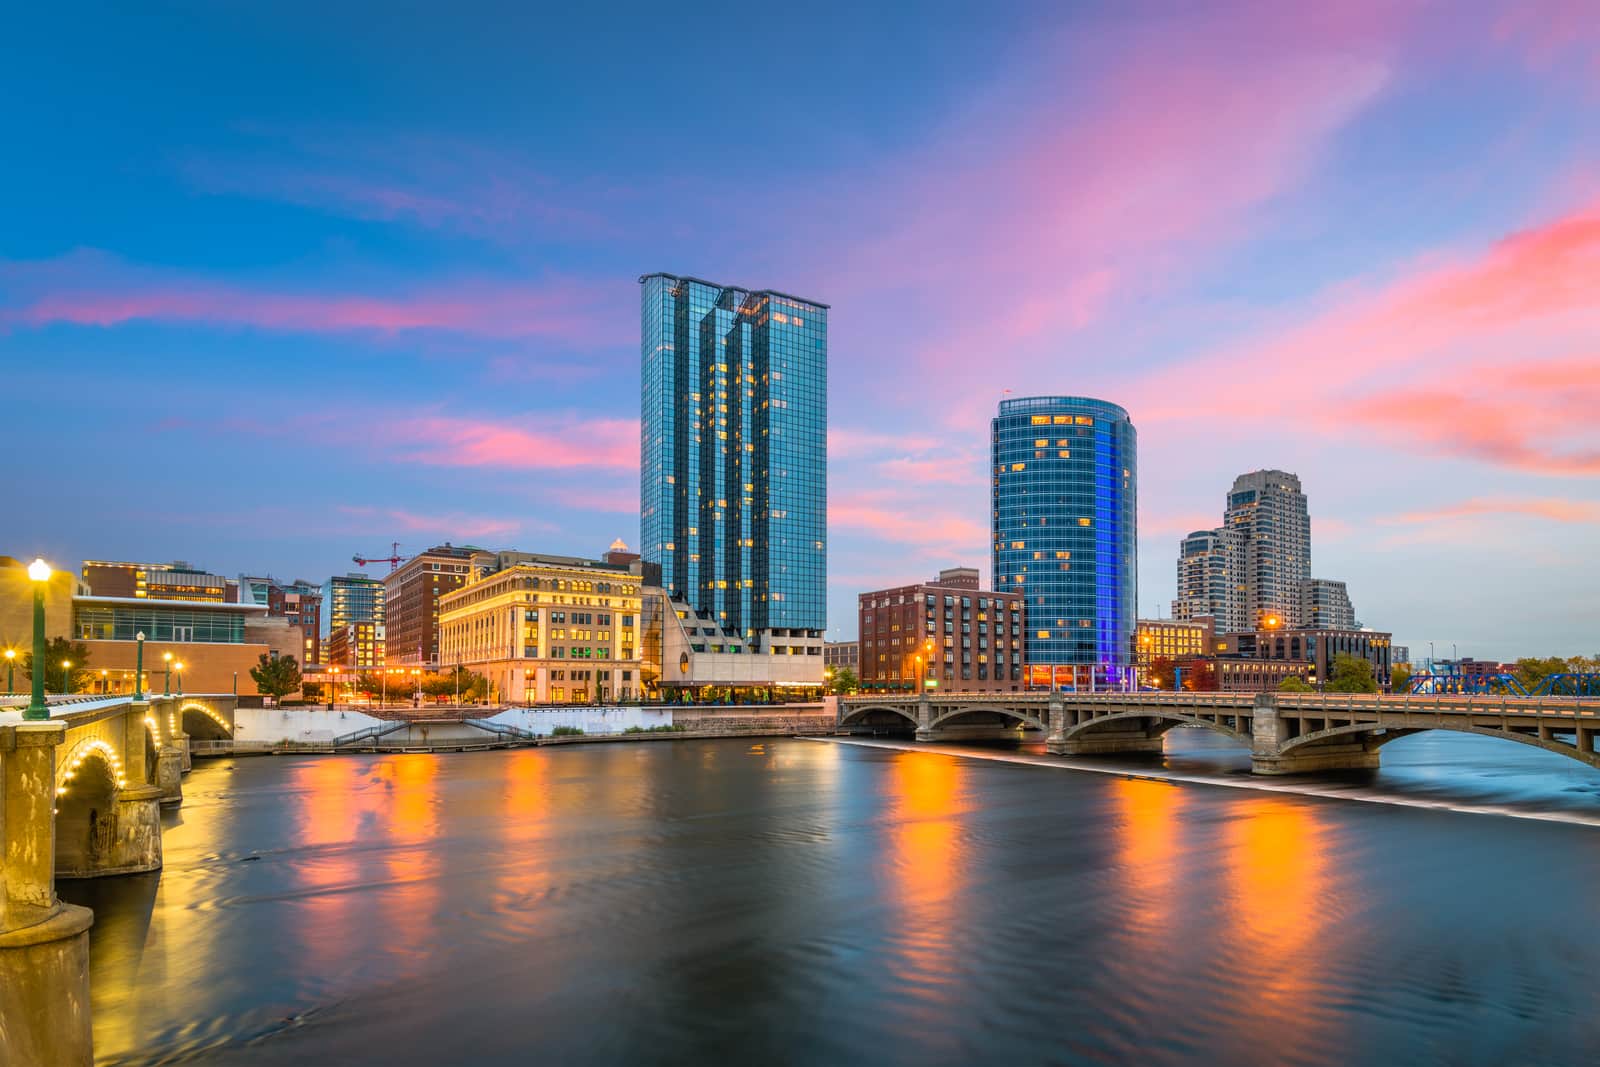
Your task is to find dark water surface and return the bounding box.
[61,733,1600,1066]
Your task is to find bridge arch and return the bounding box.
[1280,720,1600,770]
[837,702,919,729]
[1057,709,1252,748]
[928,705,1046,732]
[180,701,232,742]
[54,741,126,878]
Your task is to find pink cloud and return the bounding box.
[830,491,989,555]
[391,415,639,471]
[0,250,625,343]
[1380,497,1600,526]
[336,505,529,540]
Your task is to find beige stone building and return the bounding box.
[438,551,642,704]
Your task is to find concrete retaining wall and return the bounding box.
[233,707,385,745]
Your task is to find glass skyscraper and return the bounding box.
[640,273,827,650]
[991,396,1137,688]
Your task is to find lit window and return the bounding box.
[1011,463,1025,471]
[1034,438,1048,447]
[1078,517,1092,527]
[1037,630,1050,639]
[1030,415,1050,425]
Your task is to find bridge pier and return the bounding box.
[156,744,185,806]
[56,784,165,879]
[0,721,95,1065]
[1250,694,1380,775]
[914,695,935,743]
[1045,694,1165,756]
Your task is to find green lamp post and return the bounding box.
[61,659,72,696]
[175,660,184,698]
[23,558,52,721]
[163,651,172,696]
[134,631,146,700]
[5,648,14,695]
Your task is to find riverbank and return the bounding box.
[199,704,836,757]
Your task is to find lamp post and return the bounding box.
[175,661,184,697]
[134,631,146,700]
[24,557,52,720]
[328,666,339,710]
[61,660,72,696]
[162,652,173,696]
[5,648,15,694]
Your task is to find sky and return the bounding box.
[2,0,1598,658]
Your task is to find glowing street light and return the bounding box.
[61,659,72,696]
[328,665,340,710]
[4,648,14,695]
[175,661,185,697]
[163,651,173,696]
[24,558,52,720]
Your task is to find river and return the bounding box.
[60,732,1600,1065]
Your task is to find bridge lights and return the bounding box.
[23,557,52,720]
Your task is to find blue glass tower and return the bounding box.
[640,273,827,649]
[991,397,1137,688]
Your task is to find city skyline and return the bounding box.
[3,3,1598,658]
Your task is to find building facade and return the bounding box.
[1134,618,1213,664]
[991,396,1136,688]
[1172,527,1247,633]
[328,573,385,634]
[439,552,641,704]
[1300,578,1356,631]
[239,576,323,667]
[384,543,478,668]
[858,568,1026,693]
[639,272,827,672]
[82,560,229,602]
[327,621,384,670]
[1225,470,1311,629]
[823,641,859,672]
[1254,626,1392,690]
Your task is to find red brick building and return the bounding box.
[858,568,1026,693]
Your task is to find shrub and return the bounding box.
[551,726,585,737]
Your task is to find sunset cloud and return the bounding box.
[1379,497,1600,526]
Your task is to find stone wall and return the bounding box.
[673,706,832,737]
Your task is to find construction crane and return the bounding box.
[352,542,409,572]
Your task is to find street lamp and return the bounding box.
[24,558,52,721]
[4,648,14,694]
[61,660,72,695]
[175,661,184,697]
[100,669,108,694]
[134,631,146,700]
[328,666,340,710]
[163,651,173,696]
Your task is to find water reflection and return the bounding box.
[1110,777,1186,945]
[881,753,967,1014]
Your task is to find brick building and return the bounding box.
[858,567,1025,693]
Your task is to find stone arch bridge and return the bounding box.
[837,690,1600,775]
[1,693,236,1060]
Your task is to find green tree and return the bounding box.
[828,667,859,694]
[23,637,90,694]
[1513,656,1569,692]
[1390,664,1412,693]
[250,653,302,702]
[1278,675,1314,693]
[1327,654,1378,693]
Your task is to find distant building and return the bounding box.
[82,560,229,602]
[1392,645,1411,667]
[858,568,1026,693]
[1254,626,1392,689]
[1134,618,1214,664]
[239,576,323,667]
[1218,658,1312,692]
[824,641,859,672]
[384,543,479,668]
[992,396,1137,688]
[639,272,828,676]
[641,587,828,701]
[440,550,642,704]
[1300,578,1355,631]
[328,573,385,634]
[1172,527,1247,633]
[327,621,384,671]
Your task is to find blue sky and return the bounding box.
[2,1,1598,656]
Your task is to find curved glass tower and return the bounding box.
[991,396,1137,689]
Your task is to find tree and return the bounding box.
[1328,653,1378,693]
[250,653,302,702]
[23,637,90,693]
[1146,656,1175,691]
[1181,658,1218,692]
[828,667,859,694]
[1278,675,1313,692]
[1513,656,1569,692]
[1390,664,1412,693]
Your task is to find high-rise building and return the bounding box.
[1300,577,1355,631]
[239,576,323,666]
[639,272,827,664]
[384,543,479,668]
[991,396,1137,687]
[1224,470,1311,629]
[328,573,385,632]
[857,568,1026,693]
[1172,527,1247,633]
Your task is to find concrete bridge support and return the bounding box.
[1250,694,1380,775]
[55,705,166,879]
[1045,695,1165,756]
[0,721,95,1065]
